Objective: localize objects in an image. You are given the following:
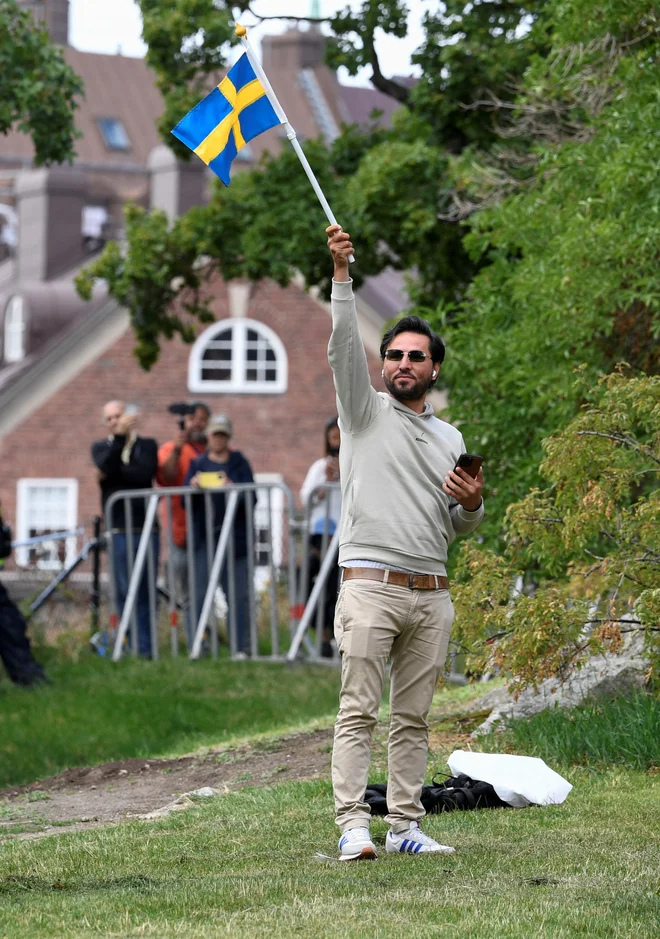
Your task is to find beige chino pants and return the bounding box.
[331,578,454,833]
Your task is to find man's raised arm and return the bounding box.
[326,225,381,434]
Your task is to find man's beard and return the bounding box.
[384,373,434,402]
[189,430,207,444]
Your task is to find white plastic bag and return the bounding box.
[447,750,572,808]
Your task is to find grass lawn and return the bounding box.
[0,768,658,938]
[1,659,658,937]
[0,657,342,789]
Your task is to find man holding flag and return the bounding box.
[326,225,484,860]
[172,22,485,861]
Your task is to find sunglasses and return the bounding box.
[384,349,429,363]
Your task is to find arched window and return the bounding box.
[188,318,288,394]
[4,295,26,363]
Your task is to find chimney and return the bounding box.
[148,146,207,221]
[262,28,325,72]
[15,166,86,282]
[18,0,69,45]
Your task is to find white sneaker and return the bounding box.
[386,822,455,855]
[338,826,378,861]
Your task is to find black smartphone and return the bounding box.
[453,453,483,479]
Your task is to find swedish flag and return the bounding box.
[171,53,281,186]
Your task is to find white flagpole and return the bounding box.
[235,23,355,263]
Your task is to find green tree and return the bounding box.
[0,0,83,165]
[77,0,660,566]
[441,1,660,542]
[77,0,544,365]
[453,369,660,694]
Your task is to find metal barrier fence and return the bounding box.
[289,483,341,662]
[104,481,297,662]
[103,480,465,680]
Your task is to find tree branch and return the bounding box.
[246,7,328,24]
[363,33,410,105]
[245,5,410,105]
[575,430,660,465]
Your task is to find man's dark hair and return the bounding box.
[380,315,446,368]
[190,400,211,416]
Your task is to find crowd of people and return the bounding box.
[0,401,340,684]
[89,399,340,660]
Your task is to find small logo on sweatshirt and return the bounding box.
[415,433,429,445]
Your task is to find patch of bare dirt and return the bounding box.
[0,729,334,840]
[0,689,490,842]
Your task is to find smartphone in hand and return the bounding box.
[453,453,483,479]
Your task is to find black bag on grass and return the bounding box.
[364,774,511,816]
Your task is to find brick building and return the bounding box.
[0,2,423,569]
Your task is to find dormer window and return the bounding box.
[4,295,26,363]
[97,118,131,152]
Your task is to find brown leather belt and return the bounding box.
[342,567,449,591]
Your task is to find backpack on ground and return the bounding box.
[364,773,511,816]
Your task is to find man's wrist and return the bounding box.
[461,499,483,513]
[333,265,350,282]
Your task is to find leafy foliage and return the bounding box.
[79,0,544,365]
[76,134,387,368]
[410,0,548,152]
[453,370,660,694]
[0,0,82,165]
[441,3,660,537]
[79,0,660,573]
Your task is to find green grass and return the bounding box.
[0,769,658,938]
[485,692,660,770]
[0,657,341,789]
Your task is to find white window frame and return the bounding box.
[188,318,288,394]
[15,479,79,570]
[4,295,26,363]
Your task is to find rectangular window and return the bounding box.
[15,479,79,569]
[97,118,131,152]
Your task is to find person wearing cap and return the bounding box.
[184,416,256,656]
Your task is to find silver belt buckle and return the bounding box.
[408,573,415,589]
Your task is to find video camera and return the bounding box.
[168,401,197,430]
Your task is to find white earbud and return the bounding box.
[432,371,437,379]
[381,369,384,377]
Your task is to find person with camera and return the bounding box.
[156,401,210,648]
[300,416,342,658]
[185,415,256,657]
[325,225,485,861]
[92,401,159,658]
[0,501,48,687]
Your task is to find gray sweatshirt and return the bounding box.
[328,279,484,576]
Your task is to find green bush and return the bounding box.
[485,692,660,770]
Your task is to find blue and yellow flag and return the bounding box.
[171,53,281,186]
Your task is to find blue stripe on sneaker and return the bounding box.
[339,836,347,850]
[414,842,423,853]
[400,839,409,853]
